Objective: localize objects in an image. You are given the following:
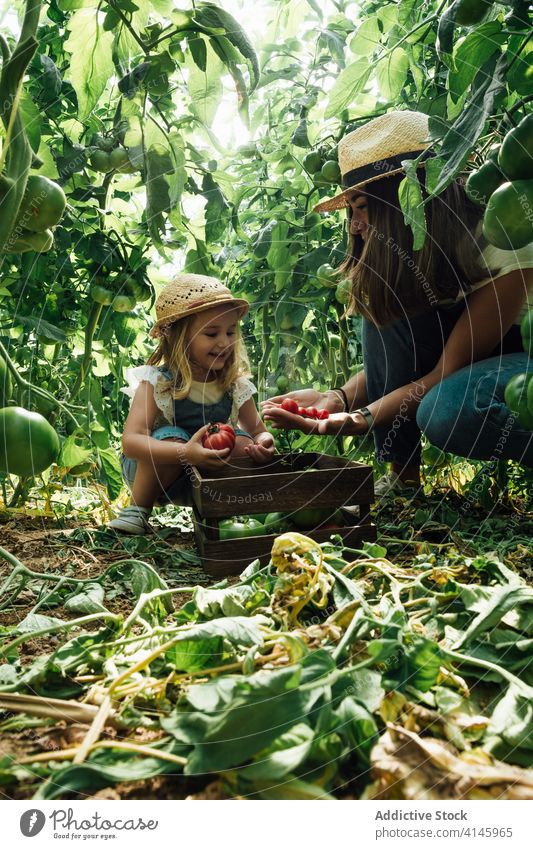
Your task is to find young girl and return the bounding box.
[110,274,275,534]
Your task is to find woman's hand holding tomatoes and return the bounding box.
[261,400,321,433]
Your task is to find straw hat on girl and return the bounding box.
[314,110,432,213]
[150,273,249,338]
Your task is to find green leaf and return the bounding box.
[376,47,409,101]
[436,0,460,65]
[335,696,378,766]
[188,36,207,71]
[453,585,533,649]
[193,584,268,618]
[325,59,371,119]
[429,52,507,197]
[64,9,114,120]
[489,684,533,754]
[34,747,185,800]
[162,653,329,773]
[398,158,427,251]
[349,19,381,56]
[64,583,106,615]
[448,22,505,103]
[186,37,224,126]
[40,54,62,96]
[507,36,533,97]
[16,613,65,635]
[97,448,123,502]
[195,2,259,91]
[58,436,92,471]
[235,723,315,781]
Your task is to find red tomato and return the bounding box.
[202,422,236,450]
[317,409,330,419]
[281,398,299,414]
[298,407,308,417]
[305,407,319,418]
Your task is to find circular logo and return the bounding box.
[20,810,46,837]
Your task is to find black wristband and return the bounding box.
[332,386,349,412]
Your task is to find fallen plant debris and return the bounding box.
[1,531,532,800]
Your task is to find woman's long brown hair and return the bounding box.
[340,173,488,326]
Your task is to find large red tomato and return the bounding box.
[202,422,236,450]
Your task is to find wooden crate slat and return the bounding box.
[193,509,376,577]
[191,452,374,518]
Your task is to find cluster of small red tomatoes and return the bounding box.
[276,398,330,419]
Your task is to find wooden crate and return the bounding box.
[190,453,375,576]
[193,506,376,577]
[190,452,374,519]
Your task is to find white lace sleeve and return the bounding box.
[120,365,174,426]
[229,376,257,428]
[120,365,162,400]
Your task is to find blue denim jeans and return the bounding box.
[121,425,252,505]
[362,304,532,466]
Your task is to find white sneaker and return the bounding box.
[108,506,154,535]
[373,470,411,499]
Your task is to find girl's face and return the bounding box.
[187,304,240,378]
[347,191,369,240]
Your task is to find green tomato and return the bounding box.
[0,406,60,477]
[520,308,533,356]
[303,150,323,174]
[454,0,492,26]
[498,114,533,182]
[90,284,114,306]
[89,149,113,173]
[317,263,337,287]
[335,278,352,305]
[465,161,506,206]
[111,294,137,313]
[321,160,341,183]
[17,176,66,233]
[276,375,290,392]
[9,228,54,253]
[0,355,13,407]
[218,516,267,540]
[483,180,533,250]
[292,507,335,529]
[262,512,289,534]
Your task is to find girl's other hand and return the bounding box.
[182,424,231,470]
[244,432,275,464]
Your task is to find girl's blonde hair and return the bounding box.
[147,311,251,399]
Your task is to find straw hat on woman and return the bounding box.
[262,110,533,492]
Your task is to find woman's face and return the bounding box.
[347,191,369,240]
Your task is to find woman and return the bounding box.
[262,111,533,495]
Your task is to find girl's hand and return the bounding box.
[244,432,275,464]
[181,424,231,470]
[261,402,319,434]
